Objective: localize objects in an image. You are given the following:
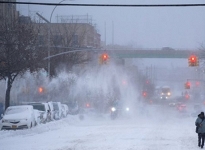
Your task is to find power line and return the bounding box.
[0,1,205,7]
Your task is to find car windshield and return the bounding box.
[53,103,59,110]
[32,104,45,111]
[5,107,28,115]
[161,88,170,93]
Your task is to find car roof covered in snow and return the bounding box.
[7,105,33,110]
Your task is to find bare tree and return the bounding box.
[44,22,93,76]
[0,17,45,110]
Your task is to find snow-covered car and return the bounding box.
[48,101,55,121]
[52,102,62,120]
[1,105,36,130]
[57,102,63,118]
[0,102,4,119]
[28,103,50,123]
[61,104,69,118]
[33,109,41,125]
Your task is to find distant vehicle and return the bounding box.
[176,103,187,112]
[110,101,130,120]
[160,86,171,100]
[1,105,36,130]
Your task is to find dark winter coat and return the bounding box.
[195,114,205,133]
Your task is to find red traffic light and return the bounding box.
[102,53,108,60]
[99,53,109,64]
[188,55,199,66]
[185,81,190,89]
[190,55,197,62]
[142,91,147,97]
[38,87,44,93]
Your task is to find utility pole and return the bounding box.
[36,13,51,78]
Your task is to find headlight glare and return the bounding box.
[126,107,130,111]
[111,107,116,112]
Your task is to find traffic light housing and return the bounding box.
[184,81,190,89]
[99,53,109,64]
[188,55,199,67]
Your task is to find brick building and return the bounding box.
[35,22,101,49]
[0,0,19,24]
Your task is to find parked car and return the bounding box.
[28,103,50,123]
[42,102,51,122]
[0,102,4,119]
[52,102,62,120]
[1,105,36,130]
[48,101,55,121]
[33,109,41,125]
[57,102,62,118]
[61,104,69,118]
[52,102,59,120]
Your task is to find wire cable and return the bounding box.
[0,1,205,7]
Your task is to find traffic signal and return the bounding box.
[38,87,44,93]
[99,53,109,64]
[188,55,199,66]
[184,81,191,89]
[142,91,147,97]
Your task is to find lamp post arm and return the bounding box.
[50,0,66,22]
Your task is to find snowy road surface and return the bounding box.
[0,107,199,150]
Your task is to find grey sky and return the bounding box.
[17,0,205,49]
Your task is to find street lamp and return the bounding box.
[48,0,73,77]
[50,0,70,23]
[37,0,73,77]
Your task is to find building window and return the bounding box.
[72,34,78,47]
[37,35,45,46]
[52,35,62,46]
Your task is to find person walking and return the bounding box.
[196,112,205,148]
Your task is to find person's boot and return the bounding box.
[201,145,203,149]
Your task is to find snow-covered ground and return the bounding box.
[0,105,199,150]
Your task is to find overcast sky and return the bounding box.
[17,0,205,49]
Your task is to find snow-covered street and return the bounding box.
[0,107,199,150]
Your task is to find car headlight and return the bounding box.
[126,107,130,111]
[2,119,9,123]
[111,107,116,112]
